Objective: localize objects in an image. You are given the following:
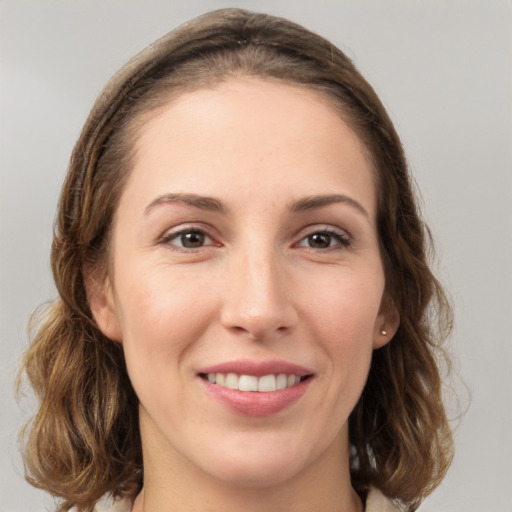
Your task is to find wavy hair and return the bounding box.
[19,8,453,511]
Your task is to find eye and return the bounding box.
[162,229,214,249]
[297,229,351,250]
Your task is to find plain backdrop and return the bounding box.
[1,1,511,511]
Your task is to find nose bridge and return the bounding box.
[221,240,296,339]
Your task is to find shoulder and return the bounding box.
[365,488,400,512]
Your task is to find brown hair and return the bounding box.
[19,8,453,512]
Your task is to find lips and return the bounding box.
[197,359,314,416]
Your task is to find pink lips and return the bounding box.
[200,359,313,377]
[198,359,314,417]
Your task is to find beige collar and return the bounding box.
[365,488,400,511]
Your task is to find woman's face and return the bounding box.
[91,79,396,488]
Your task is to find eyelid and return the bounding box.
[297,224,352,239]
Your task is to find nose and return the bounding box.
[220,247,298,341]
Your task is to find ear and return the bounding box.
[373,294,400,349]
[84,268,122,342]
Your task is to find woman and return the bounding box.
[20,8,453,512]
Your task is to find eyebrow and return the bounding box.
[289,194,369,219]
[145,193,228,214]
[144,192,369,219]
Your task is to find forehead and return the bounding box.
[124,78,376,216]
[135,78,367,155]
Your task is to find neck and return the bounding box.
[132,422,363,512]
[134,479,363,512]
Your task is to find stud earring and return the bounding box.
[380,329,387,336]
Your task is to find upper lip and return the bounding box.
[198,359,314,377]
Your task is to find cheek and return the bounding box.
[287,275,382,455]
[303,271,383,390]
[305,269,384,338]
[112,274,214,425]
[112,267,218,377]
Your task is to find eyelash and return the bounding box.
[159,226,352,252]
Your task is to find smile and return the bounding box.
[200,373,309,392]
[198,360,314,416]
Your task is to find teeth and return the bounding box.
[276,373,287,390]
[239,375,258,392]
[205,372,305,392]
[225,373,239,390]
[258,374,276,392]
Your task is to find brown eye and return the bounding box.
[180,231,205,248]
[164,229,213,249]
[307,232,332,249]
[297,229,351,250]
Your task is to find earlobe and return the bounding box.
[373,296,400,349]
[84,270,122,342]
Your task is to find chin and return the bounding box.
[198,439,311,489]
[210,458,303,489]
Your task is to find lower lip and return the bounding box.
[200,378,312,417]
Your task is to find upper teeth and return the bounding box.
[206,373,301,392]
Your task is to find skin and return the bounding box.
[89,79,399,512]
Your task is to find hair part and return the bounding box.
[19,8,453,512]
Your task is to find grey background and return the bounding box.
[1,1,511,511]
